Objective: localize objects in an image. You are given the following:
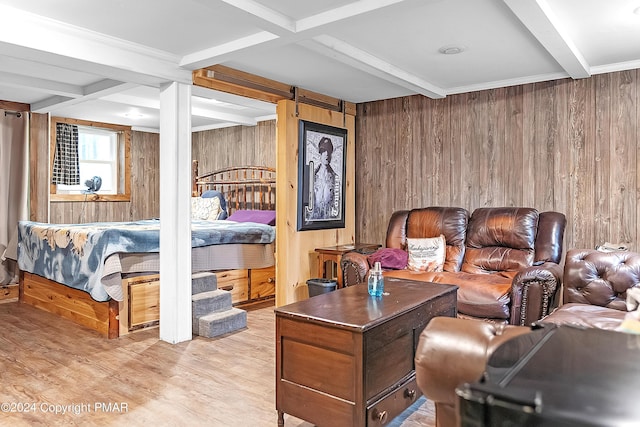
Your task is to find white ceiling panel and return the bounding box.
[548,0,640,68]
[0,0,268,55]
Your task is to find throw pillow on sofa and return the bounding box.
[367,248,408,270]
[407,235,446,272]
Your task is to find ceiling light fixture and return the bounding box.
[438,45,465,55]
[194,96,223,105]
[124,112,145,119]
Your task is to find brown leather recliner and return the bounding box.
[342,207,567,325]
[414,248,640,427]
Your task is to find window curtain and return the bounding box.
[52,123,80,185]
[0,110,29,284]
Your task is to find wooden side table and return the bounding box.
[315,243,380,288]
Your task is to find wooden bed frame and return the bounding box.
[19,164,277,339]
[191,161,276,214]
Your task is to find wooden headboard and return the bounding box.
[192,161,276,216]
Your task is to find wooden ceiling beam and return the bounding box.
[192,65,356,116]
[0,99,30,111]
[193,69,283,104]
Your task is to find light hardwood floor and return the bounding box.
[0,299,435,427]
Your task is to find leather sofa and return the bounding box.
[415,248,640,427]
[341,207,566,325]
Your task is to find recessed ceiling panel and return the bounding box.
[49,98,160,129]
[0,86,47,105]
[327,0,563,89]
[0,0,272,55]
[547,0,640,67]
[224,43,414,103]
[0,56,102,86]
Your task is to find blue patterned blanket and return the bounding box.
[17,219,275,302]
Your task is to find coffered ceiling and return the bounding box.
[0,0,639,131]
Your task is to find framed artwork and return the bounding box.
[297,120,347,231]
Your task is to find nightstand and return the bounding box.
[315,243,380,288]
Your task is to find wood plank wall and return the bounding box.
[355,70,640,254]
[29,113,49,222]
[47,121,276,223]
[192,120,276,175]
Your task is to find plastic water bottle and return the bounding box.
[368,261,384,297]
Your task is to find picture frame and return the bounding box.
[297,120,347,231]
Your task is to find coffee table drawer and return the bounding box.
[367,376,421,426]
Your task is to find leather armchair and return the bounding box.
[414,317,530,427]
[541,248,640,328]
[414,248,640,427]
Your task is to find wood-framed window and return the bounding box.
[49,117,131,202]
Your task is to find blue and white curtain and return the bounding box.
[52,123,80,185]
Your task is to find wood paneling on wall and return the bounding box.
[192,120,276,174]
[129,131,160,220]
[29,113,49,222]
[49,131,160,223]
[355,70,639,254]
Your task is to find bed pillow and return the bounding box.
[407,235,446,272]
[367,248,408,270]
[191,197,226,221]
[201,190,228,220]
[227,209,276,225]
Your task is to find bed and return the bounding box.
[191,162,277,306]
[18,164,277,338]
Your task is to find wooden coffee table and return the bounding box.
[275,278,457,427]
